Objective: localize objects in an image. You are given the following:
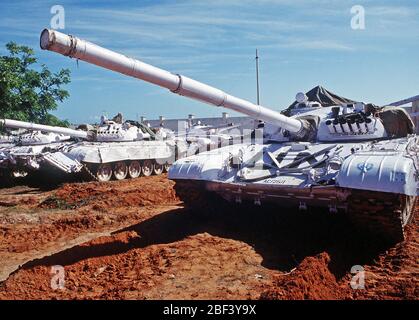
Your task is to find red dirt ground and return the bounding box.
[0,175,417,300]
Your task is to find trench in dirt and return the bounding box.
[0,175,417,299]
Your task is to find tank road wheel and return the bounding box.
[113,161,128,180]
[142,160,153,177]
[153,161,164,175]
[128,161,142,179]
[163,162,171,173]
[96,163,113,182]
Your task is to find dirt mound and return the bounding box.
[0,175,181,284]
[260,206,419,300]
[0,197,38,207]
[0,211,129,255]
[260,252,349,300]
[349,213,419,300]
[40,174,179,210]
[0,232,271,300]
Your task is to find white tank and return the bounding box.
[40,29,418,243]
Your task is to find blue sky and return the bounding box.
[0,0,418,123]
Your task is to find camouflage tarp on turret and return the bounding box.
[282,86,356,116]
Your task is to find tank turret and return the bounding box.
[0,134,17,144]
[18,131,71,145]
[95,115,154,142]
[0,117,158,144]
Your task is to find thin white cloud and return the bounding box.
[367,6,417,17]
[281,40,355,51]
[81,7,309,30]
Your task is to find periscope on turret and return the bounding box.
[40,29,418,242]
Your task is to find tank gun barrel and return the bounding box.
[40,29,305,136]
[0,119,89,139]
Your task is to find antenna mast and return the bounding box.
[255,49,260,105]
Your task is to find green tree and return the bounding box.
[0,41,70,127]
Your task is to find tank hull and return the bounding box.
[169,137,418,195]
[170,136,418,242]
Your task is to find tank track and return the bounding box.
[346,190,416,243]
[174,180,416,243]
[82,163,99,181]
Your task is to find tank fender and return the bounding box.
[336,153,418,196]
